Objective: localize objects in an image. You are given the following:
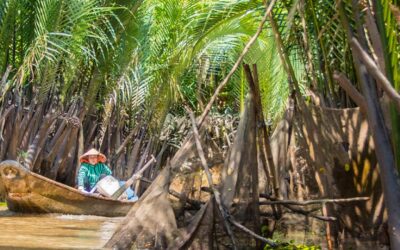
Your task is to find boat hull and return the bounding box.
[0,160,134,217]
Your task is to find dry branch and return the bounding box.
[259,193,337,222]
[259,196,369,206]
[333,71,367,113]
[350,38,400,112]
[229,217,277,247]
[287,207,336,222]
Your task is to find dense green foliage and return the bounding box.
[0,0,303,128]
[0,0,399,128]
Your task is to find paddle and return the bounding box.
[111,155,156,199]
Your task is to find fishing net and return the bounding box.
[293,103,383,239]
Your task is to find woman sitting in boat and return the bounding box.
[77,149,138,201]
[77,148,112,193]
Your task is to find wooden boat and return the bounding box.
[0,160,135,217]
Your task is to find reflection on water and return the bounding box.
[0,207,122,249]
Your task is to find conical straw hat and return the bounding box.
[79,148,107,163]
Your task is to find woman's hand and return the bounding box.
[78,186,88,193]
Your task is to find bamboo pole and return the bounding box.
[110,155,156,199]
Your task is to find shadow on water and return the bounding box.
[0,207,122,249]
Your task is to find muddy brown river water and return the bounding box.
[0,206,122,249]
[0,206,388,249]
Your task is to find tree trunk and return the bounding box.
[359,64,400,249]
